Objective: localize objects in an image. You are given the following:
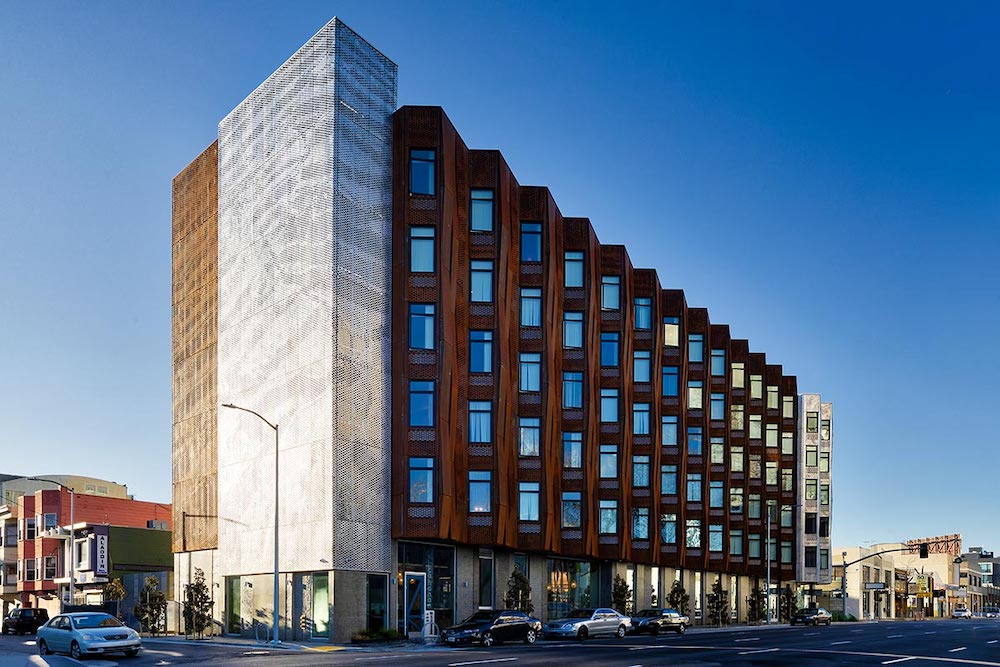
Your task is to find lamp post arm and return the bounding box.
[221,403,277,431]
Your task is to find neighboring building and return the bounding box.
[872,534,963,618]
[820,546,895,620]
[795,395,833,605]
[1,474,130,507]
[960,547,1000,611]
[171,17,826,641]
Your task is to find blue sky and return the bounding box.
[1,2,997,550]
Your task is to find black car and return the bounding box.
[3,608,50,635]
[440,610,542,647]
[790,607,832,626]
[630,608,689,635]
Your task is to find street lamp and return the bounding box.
[24,477,75,610]
[221,403,280,647]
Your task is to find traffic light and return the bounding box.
[920,543,928,559]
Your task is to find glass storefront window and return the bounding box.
[546,558,592,620]
[397,542,455,633]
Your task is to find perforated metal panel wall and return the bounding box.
[217,18,396,577]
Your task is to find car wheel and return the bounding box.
[125,648,140,657]
[678,623,687,635]
[481,631,494,648]
[70,640,83,660]
[577,626,588,641]
[827,619,832,626]
[38,639,50,656]
[616,624,626,639]
[524,629,537,645]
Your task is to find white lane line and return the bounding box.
[887,634,903,638]
[881,658,917,665]
[734,637,760,642]
[830,640,852,645]
[804,632,820,636]
[924,631,937,635]
[989,640,999,644]
[948,647,967,653]
[738,648,779,655]
[448,659,518,667]
[852,629,865,633]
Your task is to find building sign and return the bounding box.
[864,582,886,590]
[95,534,108,576]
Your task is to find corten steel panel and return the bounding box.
[171,141,219,554]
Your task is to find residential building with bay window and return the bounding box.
[171,17,832,643]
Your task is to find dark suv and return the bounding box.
[3,608,50,635]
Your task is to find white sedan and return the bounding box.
[37,612,141,660]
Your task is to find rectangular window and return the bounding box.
[600,332,620,367]
[804,548,817,568]
[805,513,817,534]
[663,366,679,397]
[749,534,762,558]
[43,514,57,531]
[806,446,818,467]
[730,404,744,430]
[564,251,584,287]
[661,464,678,495]
[749,454,762,479]
[806,479,818,500]
[820,549,830,570]
[685,519,701,548]
[600,388,618,423]
[563,311,583,348]
[750,374,763,399]
[780,504,793,527]
[470,189,494,231]
[601,275,620,310]
[479,551,494,609]
[819,516,830,538]
[709,480,724,508]
[781,541,793,564]
[599,444,618,478]
[25,559,36,582]
[43,556,57,580]
[661,513,677,543]
[711,349,725,376]
[730,529,744,556]
[562,492,582,528]
[519,353,541,391]
[748,494,762,519]
[520,288,542,327]
[821,419,831,441]
[710,436,725,464]
[806,412,819,433]
[820,484,830,505]
[633,403,651,435]
[686,473,702,502]
[766,386,779,409]
[409,226,435,272]
[730,445,744,472]
[688,380,703,409]
[409,149,435,195]
[599,499,618,534]
[709,524,723,552]
[781,431,794,455]
[781,469,793,491]
[663,316,679,347]
[469,330,493,373]
[633,350,651,382]
[408,380,434,427]
[731,362,745,388]
[687,426,702,456]
[632,507,650,540]
[470,260,493,302]
[408,457,434,503]
[518,417,540,457]
[749,414,762,439]
[688,333,704,363]
[634,298,651,330]
[765,461,778,486]
[408,303,435,350]
[562,432,583,469]
[730,487,744,514]
[469,401,492,444]
[820,451,830,473]
[520,222,542,262]
[562,371,583,408]
[766,423,778,448]
[632,455,650,488]
[783,395,794,419]
[710,393,725,420]
[469,471,492,513]
[661,415,678,446]
[519,482,540,521]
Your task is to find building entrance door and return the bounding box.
[226,576,241,635]
[404,572,426,635]
[312,573,329,638]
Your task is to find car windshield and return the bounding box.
[796,609,815,615]
[565,609,595,619]
[636,610,659,617]
[461,611,499,623]
[72,614,123,629]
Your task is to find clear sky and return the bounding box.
[1,2,997,551]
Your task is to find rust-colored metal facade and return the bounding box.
[392,106,798,580]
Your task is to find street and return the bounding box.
[2,619,999,667]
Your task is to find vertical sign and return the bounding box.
[95,534,108,576]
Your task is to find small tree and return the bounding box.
[667,579,690,617]
[183,568,213,638]
[611,573,633,615]
[503,566,534,614]
[747,585,767,625]
[706,578,729,627]
[134,576,167,636]
[779,587,798,621]
[104,578,127,619]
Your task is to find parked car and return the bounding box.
[37,612,141,660]
[984,606,1000,618]
[630,608,689,635]
[951,606,972,619]
[543,608,631,640]
[790,607,833,626]
[2,608,49,635]
[440,610,542,647]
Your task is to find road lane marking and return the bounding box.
[738,648,779,656]
[924,631,937,635]
[734,637,760,642]
[881,658,918,665]
[888,634,904,638]
[448,659,518,667]
[830,640,852,645]
[989,640,999,644]
[804,632,820,636]
[949,648,967,653]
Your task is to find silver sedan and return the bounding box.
[543,608,631,640]
[37,612,142,660]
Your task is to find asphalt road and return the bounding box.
[2,619,999,666]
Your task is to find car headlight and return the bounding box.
[81,633,100,641]
[128,630,140,639]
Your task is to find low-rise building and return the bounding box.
[818,546,895,620]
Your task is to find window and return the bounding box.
[781,431,794,455]
[688,333,704,362]
[600,332,619,367]
[748,494,762,519]
[600,388,618,422]
[519,353,541,391]
[409,149,435,195]
[409,381,434,427]
[685,519,701,548]
[469,471,492,513]
[709,525,723,552]
[564,251,584,288]
[731,362,745,388]
[687,426,702,456]
[470,330,493,373]
[710,393,725,420]
[782,395,794,419]
[766,386,779,409]
[820,451,830,473]
[821,419,831,441]
[820,549,830,570]
[520,288,541,327]
[781,469,793,491]
[710,436,725,464]
[633,456,650,488]
[25,558,36,582]
[45,514,58,531]
[633,350,651,382]
[661,415,678,446]
[43,556,57,580]
[686,473,702,502]
[633,403,651,435]
[519,482,540,521]
[599,500,617,534]
[749,414,762,439]
[765,462,778,486]
[804,548,818,568]
[470,260,493,302]
[520,222,542,262]
[519,417,540,456]
[563,311,583,348]
[781,541,793,564]
[599,445,618,478]
[806,446,818,467]
[769,535,779,562]
[601,275,620,310]
[730,529,744,556]
[661,465,678,495]
[766,423,778,448]
[819,516,830,538]
[750,374,763,399]
[749,454,762,479]
[562,432,582,469]
[563,372,583,408]
[409,227,435,272]
[730,487,744,514]
[730,445,744,472]
[805,513,817,534]
[634,298,651,330]
[663,366,679,397]
[663,317,679,347]
[653,514,675,545]
[711,349,725,376]
[633,507,650,540]
[561,492,582,528]
[479,551,494,609]
[820,484,830,505]
[731,404,744,430]
[749,534,762,558]
[469,401,492,444]
[780,504,792,527]
[470,189,494,231]
[688,380,703,409]
[806,479,818,500]
[709,480,724,508]
[408,303,435,350]
[806,412,819,433]
[408,458,434,503]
